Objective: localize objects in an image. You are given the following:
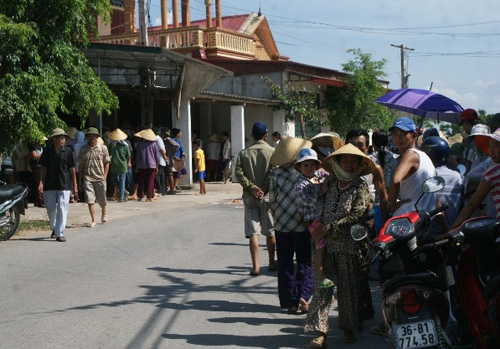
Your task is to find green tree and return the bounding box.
[0,0,118,152]
[325,49,392,137]
[263,77,325,139]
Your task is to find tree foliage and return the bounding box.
[0,0,118,152]
[263,77,325,139]
[324,49,393,137]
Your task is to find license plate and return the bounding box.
[394,320,438,349]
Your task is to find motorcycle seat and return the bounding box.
[485,274,500,300]
[382,272,447,295]
[0,183,26,203]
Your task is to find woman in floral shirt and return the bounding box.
[305,144,373,347]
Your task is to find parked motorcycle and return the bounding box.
[372,176,464,349]
[0,180,29,240]
[448,217,500,348]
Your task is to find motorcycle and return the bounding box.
[449,217,500,348]
[0,180,29,240]
[372,176,464,349]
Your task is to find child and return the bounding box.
[294,148,333,289]
[193,139,206,195]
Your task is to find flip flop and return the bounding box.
[319,278,334,289]
[249,270,260,277]
[309,335,326,348]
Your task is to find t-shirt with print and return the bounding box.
[195,149,205,171]
[483,163,500,218]
[78,144,110,182]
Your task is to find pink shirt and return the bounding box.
[484,163,500,218]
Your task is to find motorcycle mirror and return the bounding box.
[350,224,368,241]
[422,176,445,193]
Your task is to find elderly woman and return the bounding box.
[305,144,373,347]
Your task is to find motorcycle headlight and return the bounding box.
[384,218,415,239]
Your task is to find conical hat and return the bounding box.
[108,128,128,141]
[310,133,344,151]
[447,133,463,145]
[270,136,312,167]
[322,143,374,176]
[66,127,78,140]
[134,129,157,142]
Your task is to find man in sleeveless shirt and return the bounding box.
[389,117,437,216]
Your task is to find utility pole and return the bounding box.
[391,44,414,88]
[138,0,148,46]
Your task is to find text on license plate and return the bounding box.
[395,320,437,349]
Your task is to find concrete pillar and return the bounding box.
[161,0,168,29]
[205,0,212,28]
[174,100,193,186]
[172,0,179,28]
[124,0,135,34]
[230,105,245,182]
[215,0,222,28]
[182,0,190,27]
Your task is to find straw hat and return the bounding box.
[310,133,344,152]
[270,136,312,167]
[322,143,375,176]
[134,129,157,142]
[66,127,78,140]
[447,133,463,145]
[108,128,128,141]
[475,128,500,155]
[49,128,68,138]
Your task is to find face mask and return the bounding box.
[317,146,334,156]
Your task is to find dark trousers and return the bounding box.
[137,168,155,199]
[276,231,313,308]
[155,165,166,194]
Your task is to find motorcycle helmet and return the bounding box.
[420,136,450,167]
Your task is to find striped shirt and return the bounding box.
[484,163,500,218]
[295,174,323,223]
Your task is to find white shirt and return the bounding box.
[393,148,437,216]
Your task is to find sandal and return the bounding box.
[370,322,388,336]
[319,278,334,289]
[298,298,309,313]
[249,270,259,277]
[309,335,326,348]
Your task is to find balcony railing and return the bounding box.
[92,27,255,56]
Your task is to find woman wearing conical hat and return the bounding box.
[305,144,372,346]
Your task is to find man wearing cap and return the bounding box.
[39,128,78,242]
[78,127,110,228]
[388,117,437,216]
[235,122,276,276]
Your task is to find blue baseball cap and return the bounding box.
[252,122,268,137]
[390,117,417,133]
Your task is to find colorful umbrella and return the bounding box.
[375,88,464,124]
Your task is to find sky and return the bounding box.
[145,0,500,115]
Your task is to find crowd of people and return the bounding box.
[234,109,500,347]
[1,125,232,241]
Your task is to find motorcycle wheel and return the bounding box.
[0,206,20,241]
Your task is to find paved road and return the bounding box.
[0,183,390,348]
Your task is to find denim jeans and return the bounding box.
[111,173,126,200]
